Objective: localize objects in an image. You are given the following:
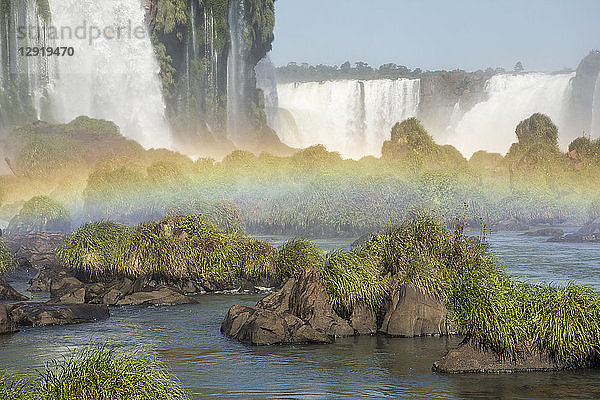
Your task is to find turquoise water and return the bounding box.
[1,230,600,399]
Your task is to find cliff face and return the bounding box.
[568,51,600,137]
[146,0,277,155]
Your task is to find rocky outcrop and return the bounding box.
[115,286,194,306]
[288,269,354,337]
[380,285,454,337]
[9,303,109,327]
[522,228,564,237]
[0,305,18,334]
[433,342,567,373]
[222,269,354,345]
[4,232,68,269]
[221,304,331,345]
[222,269,455,345]
[0,281,28,301]
[549,217,600,243]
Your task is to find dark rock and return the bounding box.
[221,304,331,345]
[0,305,18,334]
[222,269,355,345]
[50,276,86,303]
[380,285,453,337]
[548,217,600,243]
[29,267,69,292]
[350,302,377,335]
[433,342,567,373]
[289,269,354,337]
[3,233,67,269]
[9,302,109,327]
[115,286,195,306]
[0,281,29,301]
[522,228,564,237]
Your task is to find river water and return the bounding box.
[1,229,600,399]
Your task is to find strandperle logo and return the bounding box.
[16,20,149,45]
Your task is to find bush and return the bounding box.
[0,239,14,278]
[59,215,274,284]
[0,370,32,400]
[6,196,71,235]
[38,346,189,400]
[272,238,324,280]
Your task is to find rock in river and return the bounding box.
[432,342,567,373]
[9,303,109,327]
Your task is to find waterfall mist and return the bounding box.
[446,73,574,157]
[40,0,172,149]
[226,0,246,144]
[273,79,420,158]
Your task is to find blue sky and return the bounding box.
[270,0,600,72]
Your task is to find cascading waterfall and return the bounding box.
[449,73,575,157]
[42,0,172,149]
[274,79,420,158]
[592,72,600,139]
[227,0,246,143]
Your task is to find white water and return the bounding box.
[227,0,246,143]
[449,73,574,157]
[275,79,420,158]
[592,72,600,139]
[44,0,171,149]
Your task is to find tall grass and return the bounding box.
[37,346,189,400]
[0,370,33,400]
[58,214,275,284]
[451,271,600,366]
[0,238,14,278]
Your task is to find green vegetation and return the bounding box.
[58,215,275,284]
[0,371,32,400]
[0,238,14,278]
[6,196,71,235]
[0,346,189,400]
[38,346,189,400]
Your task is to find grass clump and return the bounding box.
[38,346,189,400]
[0,238,15,278]
[272,238,324,280]
[59,214,275,285]
[451,271,600,367]
[0,370,33,400]
[6,196,71,235]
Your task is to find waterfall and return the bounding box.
[274,79,420,159]
[593,72,600,139]
[40,0,172,149]
[227,0,246,143]
[449,73,574,157]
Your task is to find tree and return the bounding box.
[514,61,524,73]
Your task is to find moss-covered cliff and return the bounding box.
[145,0,277,155]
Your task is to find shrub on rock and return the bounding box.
[6,196,71,235]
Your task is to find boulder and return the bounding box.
[221,304,331,345]
[349,302,377,335]
[115,286,195,306]
[0,305,18,334]
[50,276,86,303]
[288,268,354,337]
[3,233,67,269]
[433,342,567,373]
[0,281,29,301]
[29,267,69,292]
[9,303,109,327]
[380,285,453,337]
[222,269,355,345]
